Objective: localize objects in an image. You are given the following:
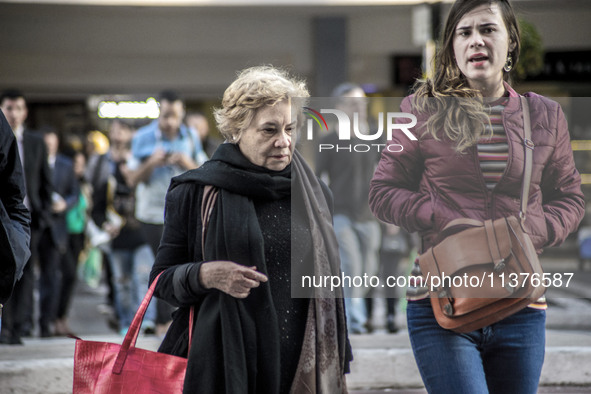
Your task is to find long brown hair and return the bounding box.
[413,0,521,152]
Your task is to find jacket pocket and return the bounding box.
[527,196,549,250]
[414,193,434,231]
[431,191,465,233]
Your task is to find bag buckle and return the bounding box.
[439,290,454,316]
[493,259,506,273]
[505,283,516,295]
[443,303,454,316]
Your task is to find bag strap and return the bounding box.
[442,218,483,230]
[186,185,218,356]
[201,185,219,249]
[519,96,534,230]
[182,184,219,354]
[113,271,167,374]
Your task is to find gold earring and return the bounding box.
[504,55,513,72]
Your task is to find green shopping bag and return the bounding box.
[79,247,103,288]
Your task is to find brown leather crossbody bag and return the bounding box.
[418,97,545,333]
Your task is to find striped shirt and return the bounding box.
[477,98,509,190]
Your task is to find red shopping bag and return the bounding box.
[72,273,192,393]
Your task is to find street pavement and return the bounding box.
[1,254,591,393]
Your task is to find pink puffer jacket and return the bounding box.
[369,84,585,252]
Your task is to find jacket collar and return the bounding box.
[502,81,522,114]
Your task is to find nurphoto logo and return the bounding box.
[301,98,418,153]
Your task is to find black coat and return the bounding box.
[150,144,351,393]
[0,110,31,304]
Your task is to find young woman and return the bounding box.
[369,1,584,393]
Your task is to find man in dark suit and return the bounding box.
[40,128,79,337]
[0,90,53,344]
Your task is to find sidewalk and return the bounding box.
[1,329,591,393]
[1,255,590,393]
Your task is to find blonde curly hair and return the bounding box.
[214,66,310,143]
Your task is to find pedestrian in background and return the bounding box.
[59,150,91,336]
[40,128,79,337]
[0,90,53,344]
[85,130,121,247]
[369,0,584,392]
[108,120,156,335]
[84,130,122,329]
[127,90,207,337]
[379,223,413,333]
[150,66,351,393]
[186,111,223,159]
[315,82,382,334]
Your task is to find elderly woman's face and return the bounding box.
[238,99,295,171]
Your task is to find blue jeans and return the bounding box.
[333,214,381,333]
[110,244,156,331]
[407,299,545,394]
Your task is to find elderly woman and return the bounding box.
[150,66,351,393]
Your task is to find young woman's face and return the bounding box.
[453,3,515,94]
[238,99,296,171]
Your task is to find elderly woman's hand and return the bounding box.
[199,261,268,298]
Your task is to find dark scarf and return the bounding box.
[170,143,348,393]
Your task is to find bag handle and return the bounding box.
[112,271,184,374]
[519,96,533,230]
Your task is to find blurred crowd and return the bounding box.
[0,89,219,344]
[0,85,417,345]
